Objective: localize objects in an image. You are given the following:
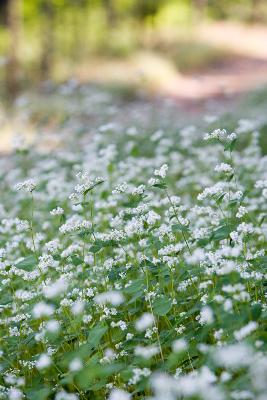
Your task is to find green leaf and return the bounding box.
[251,304,262,320]
[124,279,144,295]
[89,242,103,253]
[227,173,234,182]
[16,255,36,271]
[167,352,190,370]
[89,240,117,254]
[26,388,50,400]
[172,224,190,233]
[224,139,237,152]
[60,214,66,224]
[210,225,232,241]
[122,194,144,208]
[87,324,108,348]
[153,182,167,189]
[214,192,226,204]
[259,214,266,226]
[71,255,83,266]
[76,363,123,390]
[84,180,104,195]
[78,228,92,238]
[60,325,107,368]
[153,296,172,316]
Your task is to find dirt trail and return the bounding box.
[75,22,267,102]
[165,22,267,101]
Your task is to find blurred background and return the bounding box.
[1,0,267,101]
[1,0,267,152]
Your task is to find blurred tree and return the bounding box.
[39,0,56,80]
[250,0,263,22]
[0,0,8,25]
[192,0,207,20]
[131,0,162,24]
[103,0,117,26]
[131,0,162,46]
[69,0,90,61]
[208,0,232,19]
[6,0,22,100]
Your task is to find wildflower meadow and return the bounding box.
[0,85,266,400]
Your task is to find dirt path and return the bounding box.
[74,22,267,103]
[166,22,267,101]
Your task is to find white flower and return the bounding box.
[214,163,233,174]
[111,320,127,331]
[33,302,54,318]
[69,357,83,372]
[8,388,23,400]
[94,291,124,306]
[126,333,134,340]
[43,278,68,299]
[128,368,151,385]
[71,300,85,315]
[135,313,154,331]
[199,306,214,325]
[55,391,78,400]
[236,206,248,219]
[204,128,226,141]
[46,320,60,333]
[109,389,131,400]
[132,185,146,195]
[234,321,258,341]
[36,354,51,370]
[197,182,226,201]
[38,254,59,271]
[172,338,188,353]
[112,182,128,194]
[237,223,254,234]
[15,178,37,192]
[72,173,105,196]
[59,215,92,234]
[224,299,233,312]
[260,187,267,200]
[220,371,232,382]
[45,239,61,253]
[135,345,159,359]
[50,207,64,216]
[227,132,237,141]
[214,343,253,369]
[148,177,159,186]
[154,164,168,179]
[146,210,161,225]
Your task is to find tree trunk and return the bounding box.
[40,0,55,81]
[191,0,207,21]
[6,0,22,100]
[103,0,116,27]
[250,0,262,22]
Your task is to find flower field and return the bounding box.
[0,85,266,400]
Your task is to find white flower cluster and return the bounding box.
[154,164,168,179]
[59,215,92,234]
[214,163,233,174]
[71,172,105,197]
[50,207,64,216]
[94,290,124,306]
[14,178,37,192]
